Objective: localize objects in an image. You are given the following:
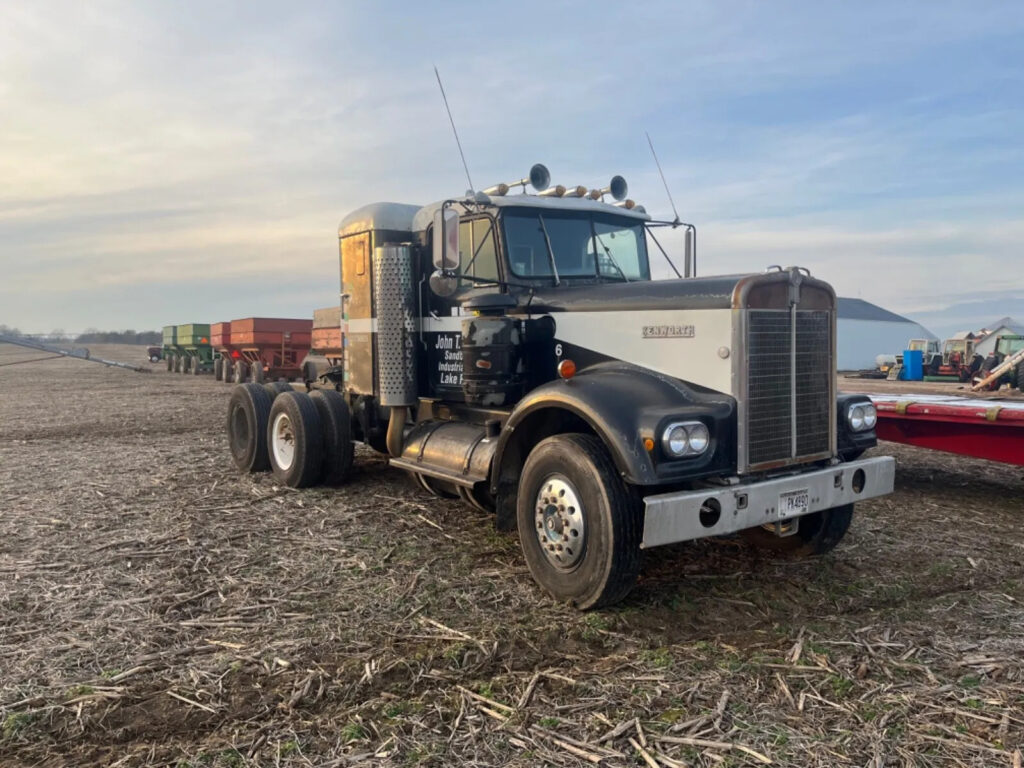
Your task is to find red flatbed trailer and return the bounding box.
[216,317,313,384]
[866,393,1024,465]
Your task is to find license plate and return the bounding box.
[778,489,809,518]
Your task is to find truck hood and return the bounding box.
[516,275,749,314]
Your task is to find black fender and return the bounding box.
[490,362,736,494]
[837,392,878,460]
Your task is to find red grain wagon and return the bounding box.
[211,321,232,348]
[215,317,313,384]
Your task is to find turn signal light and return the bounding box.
[557,359,576,379]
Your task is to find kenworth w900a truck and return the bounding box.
[226,165,895,609]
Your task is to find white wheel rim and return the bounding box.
[271,411,296,471]
[534,474,586,570]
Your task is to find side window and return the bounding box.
[470,219,498,282]
[456,217,499,284]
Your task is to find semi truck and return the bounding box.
[225,166,896,608]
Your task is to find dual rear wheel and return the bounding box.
[227,384,354,488]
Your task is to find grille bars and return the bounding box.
[790,302,798,459]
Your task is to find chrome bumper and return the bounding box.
[641,456,896,548]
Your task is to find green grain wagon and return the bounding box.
[163,323,217,375]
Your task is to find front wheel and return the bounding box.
[740,503,854,558]
[516,433,641,610]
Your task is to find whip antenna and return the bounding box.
[646,131,680,227]
[434,66,474,192]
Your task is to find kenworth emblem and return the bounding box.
[642,324,695,339]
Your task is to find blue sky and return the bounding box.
[1,1,1022,333]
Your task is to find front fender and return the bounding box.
[493,362,736,487]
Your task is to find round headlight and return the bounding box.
[849,404,865,431]
[664,425,689,457]
[863,404,877,429]
[686,423,710,454]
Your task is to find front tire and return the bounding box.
[268,391,323,488]
[222,357,234,384]
[740,503,854,557]
[227,383,273,472]
[516,433,641,610]
[214,357,224,381]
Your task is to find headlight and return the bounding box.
[661,421,711,458]
[863,404,877,429]
[846,402,876,432]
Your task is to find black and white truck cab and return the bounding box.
[226,166,896,609]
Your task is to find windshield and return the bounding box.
[502,209,650,281]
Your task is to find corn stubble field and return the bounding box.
[1,344,1022,768]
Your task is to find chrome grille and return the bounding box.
[795,311,832,456]
[746,309,833,469]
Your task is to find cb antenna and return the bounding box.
[646,131,680,227]
[434,65,474,193]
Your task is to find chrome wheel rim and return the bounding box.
[271,411,296,471]
[534,474,585,570]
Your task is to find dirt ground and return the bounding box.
[1,343,1022,768]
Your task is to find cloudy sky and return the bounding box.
[2,1,1022,333]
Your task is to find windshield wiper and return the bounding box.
[537,214,560,286]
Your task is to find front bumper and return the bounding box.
[641,456,896,548]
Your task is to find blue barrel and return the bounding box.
[902,349,923,380]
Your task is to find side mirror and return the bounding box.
[432,208,459,271]
[428,269,459,298]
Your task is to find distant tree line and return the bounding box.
[0,325,160,345]
[74,329,161,345]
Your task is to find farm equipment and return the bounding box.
[869,393,1024,465]
[907,338,939,359]
[146,345,163,363]
[925,336,982,382]
[0,333,150,373]
[163,324,215,375]
[214,318,312,384]
[973,334,1024,391]
[224,164,896,608]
